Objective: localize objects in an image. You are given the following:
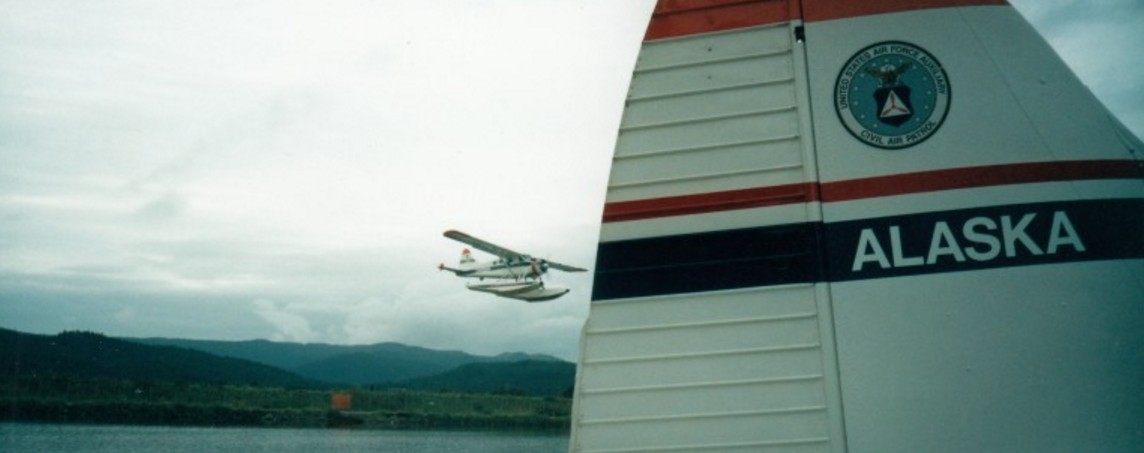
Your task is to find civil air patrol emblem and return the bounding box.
[835,41,950,149]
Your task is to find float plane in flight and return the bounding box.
[438,230,586,302]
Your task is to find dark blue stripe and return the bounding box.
[592,224,822,300]
[591,198,1144,301]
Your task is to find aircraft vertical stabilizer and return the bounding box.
[570,1,1143,451]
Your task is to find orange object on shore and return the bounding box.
[330,392,352,411]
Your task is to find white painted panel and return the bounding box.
[575,285,838,452]
[807,7,1053,182]
[572,14,840,453]
[586,285,818,331]
[578,378,826,422]
[805,6,1144,452]
[630,53,794,100]
[615,108,799,156]
[605,20,805,203]
[583,316,820,360]
[600,203,815,242]
[622,81,797,128]
[580,347,823,390]
[824,179,1144,223]
[576,409,829,452]
[606,161,804,202]
[610,137,801,186]
[634,25,792,71]
[831,261,1144,452]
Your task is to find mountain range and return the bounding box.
[0,328,320,388]
[0,328,574,395]
[130,337,564,387]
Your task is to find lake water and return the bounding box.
[0,423,569,452]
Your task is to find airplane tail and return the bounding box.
[439,248,476,275]
[570,1,1144,452]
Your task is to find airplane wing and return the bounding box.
[545,260,588,273]
[443,230,529,260]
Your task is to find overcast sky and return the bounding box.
[1,0,1140,361]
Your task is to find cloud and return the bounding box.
[1011,0,1144,138]
[114,306,136,324]
[0,0,1137,363]
[250,298,318,343]
[134,193,187,222]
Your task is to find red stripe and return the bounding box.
[645,0,794,41]
[602,160,1141,223]
[603,182,816,223]
[642,0,1008,41]
[802,0,1008,23]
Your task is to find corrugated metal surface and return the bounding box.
[573,286,835,452]
[608,23,804,205]
[570,3,844,450]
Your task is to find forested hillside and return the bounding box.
[132,337,563,386]
[0,329,319,388]
[391,360,576,396]
[0,328,574,429]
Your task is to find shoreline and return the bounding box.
[2,398,570,431]
[2,377,571,432]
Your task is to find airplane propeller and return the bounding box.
[528,257,554,289]
[529,257,548,278]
